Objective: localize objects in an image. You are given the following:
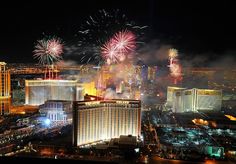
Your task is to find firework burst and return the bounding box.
[112,30,136,53]
[101,30,136,64]
[101,41,119,65]
[168,48,178,64]
[47,38,63,56]
[33,37,64,65]
[64,9,147,65]
[168,48,182,84]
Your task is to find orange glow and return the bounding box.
[10,105,38,114]
[211,121,217,128]
[192,118,217,127]
[80,81,97,96]
[135,90,141,100]
[40,148,53,156]
[205,159,217,164]
[225,115,236,121]
[192,118,209,126]
[0,98,11,115]
[0,62,11,100]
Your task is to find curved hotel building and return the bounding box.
[73,99,141,146]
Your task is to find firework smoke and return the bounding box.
[170,63,182,77]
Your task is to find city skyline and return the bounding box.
[1,1,236,163]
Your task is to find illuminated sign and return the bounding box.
[116,101,129,104]
[197,90,221,95]
[168,87,185,92]
[85,101,100,106]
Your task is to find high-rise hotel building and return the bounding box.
[73,99,141,146]
[167,86,222,113]
[25,80,77,105]
[0,62,11,98]
[0,62,11,115]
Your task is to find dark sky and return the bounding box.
[0,0,235,63]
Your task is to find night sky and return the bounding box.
[0,0,235,63]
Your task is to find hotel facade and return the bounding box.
[0,62,11,115]
[73,99,141,146]
[25,79,77,105]
[167,86,222,112]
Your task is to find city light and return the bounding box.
[44,118,51,126]
[225,115,236,121]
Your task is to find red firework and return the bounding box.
[47,38,64,56]
[101,41,119,64]
[101,30,136,64]
[112,30,136,53]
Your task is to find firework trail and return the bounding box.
[64,9,147,65]
[33,37,64,65]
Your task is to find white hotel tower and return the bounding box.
[73,99,141,146]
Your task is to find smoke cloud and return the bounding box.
[134,40,171,65]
